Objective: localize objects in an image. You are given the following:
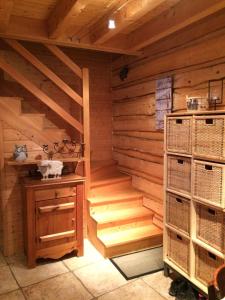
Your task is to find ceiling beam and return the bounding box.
[0,0,14,33]
[89,0,168,45]
[0,16,140,56]
[126,0,225,51]
[47,0,79,39]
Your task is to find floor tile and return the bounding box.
[98,278,166,300]
[5,254,26,266]
[0,252,7,267]
[142,271,173,300]
[10,259,68,287]
[63,239,103,271]
[23,272,93,300]
[74,259,127,297]
[0,290,25,300]
[0,266,19,295]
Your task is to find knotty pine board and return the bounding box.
[113,135,163,158]
[0,42,113,255]
[1,122,47,255]
[112,28,225,218]
[112,31,225,87]
[0,42,113,161]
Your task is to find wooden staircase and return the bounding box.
[0,97,69,147]
[87,161,163,258]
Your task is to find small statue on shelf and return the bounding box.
[13,144,28,162]
[38,160,63,180]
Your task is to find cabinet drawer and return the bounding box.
[35,197,76,249]
[35,186,76,201]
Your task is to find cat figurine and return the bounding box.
[13,144,28,162]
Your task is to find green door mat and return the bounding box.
[110,246,163,280]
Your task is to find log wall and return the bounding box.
[111,24,225,220]
[0,122,48,254]
[0,42,113,254]
[0,41,113,162]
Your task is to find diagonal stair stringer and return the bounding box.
[0,56,83,133]
[0,97,62,146]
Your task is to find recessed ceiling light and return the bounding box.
[108,19,116,29]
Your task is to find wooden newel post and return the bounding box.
[82,68,90,235]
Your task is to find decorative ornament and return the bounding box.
[119,65,129,81]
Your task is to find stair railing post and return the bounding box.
[82,67,90,236]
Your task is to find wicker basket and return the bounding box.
[196,204,225,252]
[195,246,223,285]
[193,116,225,160]
[193,160,225,207]
[166,192,190,234]
[167,230,190,274]
[167,117,192,154]
[167,155,191,195]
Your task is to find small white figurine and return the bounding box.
[38,160,63,180]
[13,145,28,162]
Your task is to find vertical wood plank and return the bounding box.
[26,187,36,268]
[0,121,6,253]
[82,68,90,236]
[45,44,82,79]
[76,182,84,256]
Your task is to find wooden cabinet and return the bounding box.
[22,175,85,268]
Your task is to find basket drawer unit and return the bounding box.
[195,246,224,285]
[167,155,191,195]
[196,204,225,252]
[193,116,225,160]
[167,230,190,274]
[166,192,190,235]
[193,160,225,207]
[167,117,192,154]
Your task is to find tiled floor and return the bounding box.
[0,240,174,300]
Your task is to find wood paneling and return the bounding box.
[0,0,14,33]
[0,42,112,255]
[125,0,225,51]
[47,0,78,38]
[12,0,57,20]
[112,25,225,218]
[90,0,168,45]
[2,0,225,55]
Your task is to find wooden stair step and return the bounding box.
[90,198,142,214]
[91,172,131,189]
[88,187,143,206]
[20,113,45,130]
[21,113,45,117]
[98,223,162,247]
[91,206,153,225]
[0,97,23,114]
[43,118,59,129]
[43,128,69,141]
[91,160,117,174]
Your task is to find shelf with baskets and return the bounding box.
[164,111,225,295]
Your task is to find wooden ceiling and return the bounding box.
[0,0,225,55]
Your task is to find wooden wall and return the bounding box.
[0,41,113,161]
[0,42,113,254]
[0,121,47,254]
[111,20,225,221]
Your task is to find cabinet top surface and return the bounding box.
[166,109,225,116]
[22,174,85,188]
